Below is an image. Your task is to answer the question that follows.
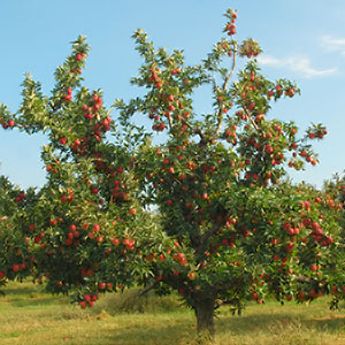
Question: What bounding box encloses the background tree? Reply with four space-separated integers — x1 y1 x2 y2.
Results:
322 172 345 309
0 176 37 289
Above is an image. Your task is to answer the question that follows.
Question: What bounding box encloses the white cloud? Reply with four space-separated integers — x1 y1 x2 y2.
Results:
258 55 283 67
257 54 337 78
321 35 345 56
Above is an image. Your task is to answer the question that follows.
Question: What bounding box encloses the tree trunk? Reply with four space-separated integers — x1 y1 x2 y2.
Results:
195 297 216 343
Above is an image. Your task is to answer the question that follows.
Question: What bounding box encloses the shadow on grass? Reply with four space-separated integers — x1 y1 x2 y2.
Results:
216 311 345 335
2 286 43 296
8 295 67 307
99 320 195 345
304 316 345 332
2 281 52 298
97 311 345 345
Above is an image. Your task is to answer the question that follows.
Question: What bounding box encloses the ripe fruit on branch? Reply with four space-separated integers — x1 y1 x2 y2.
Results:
200 193 209 201
111 237 120 246
64 87 73 102
187 271 197 280
64 94 72 102
12 264 21 273
75 53 85 61
168 166 175 174
15 191 26 203
226 23 237 35
171 68 181 75
59 137 68 145
152 122 166 131
310 264 320 272
93 224 101 232
285 88 295 97
166 199 173 206
271 238 279 246
264 144 274 155
7 119 15 128
69 224 77 232
123 238 135 250
98 282 106 290
90 186 99 194
173 252 187 266
128 207 137 216
251 292 259 301
255 114 265 122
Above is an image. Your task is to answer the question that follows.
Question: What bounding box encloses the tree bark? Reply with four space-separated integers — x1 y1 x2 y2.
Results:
195 297 216 343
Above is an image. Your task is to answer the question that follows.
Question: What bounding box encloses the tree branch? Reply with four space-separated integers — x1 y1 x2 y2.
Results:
137 281 159 297
215 49 237 137
197 213 227 256
243 106 260 131
184 121 206 144
166 113 173 131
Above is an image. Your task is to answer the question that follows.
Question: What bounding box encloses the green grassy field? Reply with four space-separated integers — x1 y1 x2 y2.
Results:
0 281 345 345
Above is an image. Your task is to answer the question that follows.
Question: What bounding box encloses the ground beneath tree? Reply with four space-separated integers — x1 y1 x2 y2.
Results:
0 281 344 345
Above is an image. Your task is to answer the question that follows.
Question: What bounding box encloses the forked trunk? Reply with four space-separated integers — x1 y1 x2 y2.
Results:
195 297 216 344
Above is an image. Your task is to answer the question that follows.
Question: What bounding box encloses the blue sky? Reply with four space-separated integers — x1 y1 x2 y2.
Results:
0 0 344 189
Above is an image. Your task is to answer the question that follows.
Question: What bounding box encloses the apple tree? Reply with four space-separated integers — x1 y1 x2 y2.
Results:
0 37 168 306
0 8 342 343
116 8 342 340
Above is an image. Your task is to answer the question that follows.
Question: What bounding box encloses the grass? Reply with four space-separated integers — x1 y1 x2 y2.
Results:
0 281 345 345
